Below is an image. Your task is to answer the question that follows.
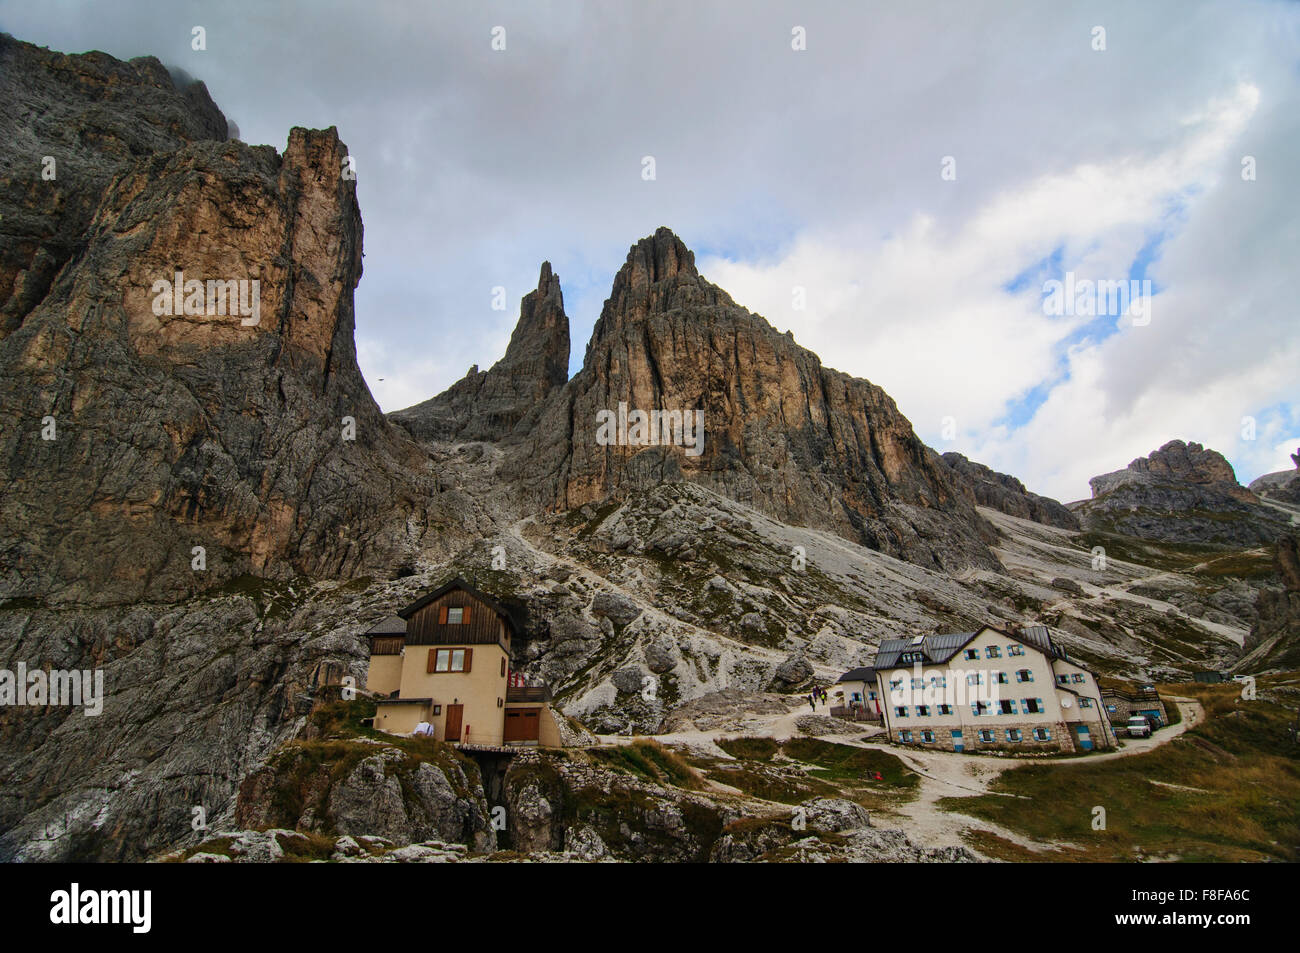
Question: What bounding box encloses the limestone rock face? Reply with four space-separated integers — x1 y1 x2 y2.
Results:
1241 535 1300 671
1249 449 1300 506
390 262 570 442
1074 440 1289 547
939 451 1079 530
510 227 1000 572
0 34 228 339
236 743 495 852
0 36 439 605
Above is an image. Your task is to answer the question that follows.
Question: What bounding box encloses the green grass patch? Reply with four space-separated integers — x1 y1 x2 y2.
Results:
938 684 1300 861
781 738 918 789
715 736 780 761
589 740 703 789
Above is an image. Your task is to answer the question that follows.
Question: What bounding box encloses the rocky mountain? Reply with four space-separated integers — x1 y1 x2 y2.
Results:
937 451 1079 530
1072 439 1290 547
1249 449 1300 507
1241 534 1300 671
0 35 446 606
409 227 1002 573
389 262 570 443
0 34 1293 864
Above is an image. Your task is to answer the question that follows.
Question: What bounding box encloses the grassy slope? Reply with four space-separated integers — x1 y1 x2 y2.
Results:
938 681 1300 861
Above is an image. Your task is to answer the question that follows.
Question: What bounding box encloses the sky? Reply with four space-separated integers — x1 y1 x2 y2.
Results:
3 0 1297 502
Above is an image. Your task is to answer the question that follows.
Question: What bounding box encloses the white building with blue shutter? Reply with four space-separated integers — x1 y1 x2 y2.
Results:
863 625 1115 754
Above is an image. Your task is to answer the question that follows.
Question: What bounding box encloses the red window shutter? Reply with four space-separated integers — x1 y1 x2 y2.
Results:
462 606 472 624
427 648 437 673
463 648 473 673
438 606 448 624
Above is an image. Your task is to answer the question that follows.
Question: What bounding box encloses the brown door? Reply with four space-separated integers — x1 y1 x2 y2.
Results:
445 704 463 743
504 708 541 743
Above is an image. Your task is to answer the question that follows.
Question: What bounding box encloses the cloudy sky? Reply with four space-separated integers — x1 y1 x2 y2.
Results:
4 0 1297 501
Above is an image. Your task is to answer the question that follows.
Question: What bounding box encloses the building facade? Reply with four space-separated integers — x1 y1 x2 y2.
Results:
865 625 1114 754
364 578 567 748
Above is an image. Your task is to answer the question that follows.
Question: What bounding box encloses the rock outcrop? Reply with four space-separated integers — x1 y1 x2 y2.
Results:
390 262 570 442
235 738 495 851
0 34 228 339
1072 440 1289 547
938 451 1079 530
1249 449 1300 506
0 36 440 606
500 228 1000 572
1240 535 1300 671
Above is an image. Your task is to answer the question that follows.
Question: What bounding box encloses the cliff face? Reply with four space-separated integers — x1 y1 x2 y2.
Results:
502 228 999 572
938 452 1079 530
1241 535 1300 671
0 34 228 338
389 262 570 442
1073 440 1289 547
0 36 439 606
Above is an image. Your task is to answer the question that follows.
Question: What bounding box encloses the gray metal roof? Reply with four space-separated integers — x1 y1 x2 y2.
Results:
836 667 875 683
872 631 978 669
1020 624 1065 659
365 615 407 636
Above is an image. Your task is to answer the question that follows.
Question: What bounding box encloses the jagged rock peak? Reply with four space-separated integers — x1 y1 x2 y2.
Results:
620 226 699 284
389 260 570 442
596 227 734 337
1090 439 1251 500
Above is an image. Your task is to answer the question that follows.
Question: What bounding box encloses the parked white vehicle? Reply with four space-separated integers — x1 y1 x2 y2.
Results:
1126 715 1153 738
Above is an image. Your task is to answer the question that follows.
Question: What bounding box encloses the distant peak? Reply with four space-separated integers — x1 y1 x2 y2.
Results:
618 227 698 286
536 260 561 301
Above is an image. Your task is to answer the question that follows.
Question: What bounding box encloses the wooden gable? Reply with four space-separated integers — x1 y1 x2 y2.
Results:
401 582 512 648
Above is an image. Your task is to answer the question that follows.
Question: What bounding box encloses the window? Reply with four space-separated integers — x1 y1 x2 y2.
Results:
937 704 952 715
1023 698 1043 714
995 672 1009 684
500 657 507 677
920 730 935 743
1056 674 1070 685
1006 728 1022 742
916 705 930 717
901 651 922 663
429 648 472 673
978 729 994 743
446 607 464 624
929 675 946 688
1016 669 1033 683
998 699 1016 715
895 706 909 718
1008 644 1024 656
1033 727 1052 742
986 646 1001 659
911 678 924 690
899 730 913 743
971 701 989 716
1079 697 1093 709
964 649 979 660
967 673 983 686
889 678 903 690
1071 673 1085 684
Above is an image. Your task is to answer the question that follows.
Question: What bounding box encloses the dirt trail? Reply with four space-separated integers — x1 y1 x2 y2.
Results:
632 695 1206 856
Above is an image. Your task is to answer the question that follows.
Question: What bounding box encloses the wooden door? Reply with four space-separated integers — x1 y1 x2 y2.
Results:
445 704 464 743
504 708 541 742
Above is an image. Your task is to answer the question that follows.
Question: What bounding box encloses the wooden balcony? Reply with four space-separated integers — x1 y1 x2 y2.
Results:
506 685 552 703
